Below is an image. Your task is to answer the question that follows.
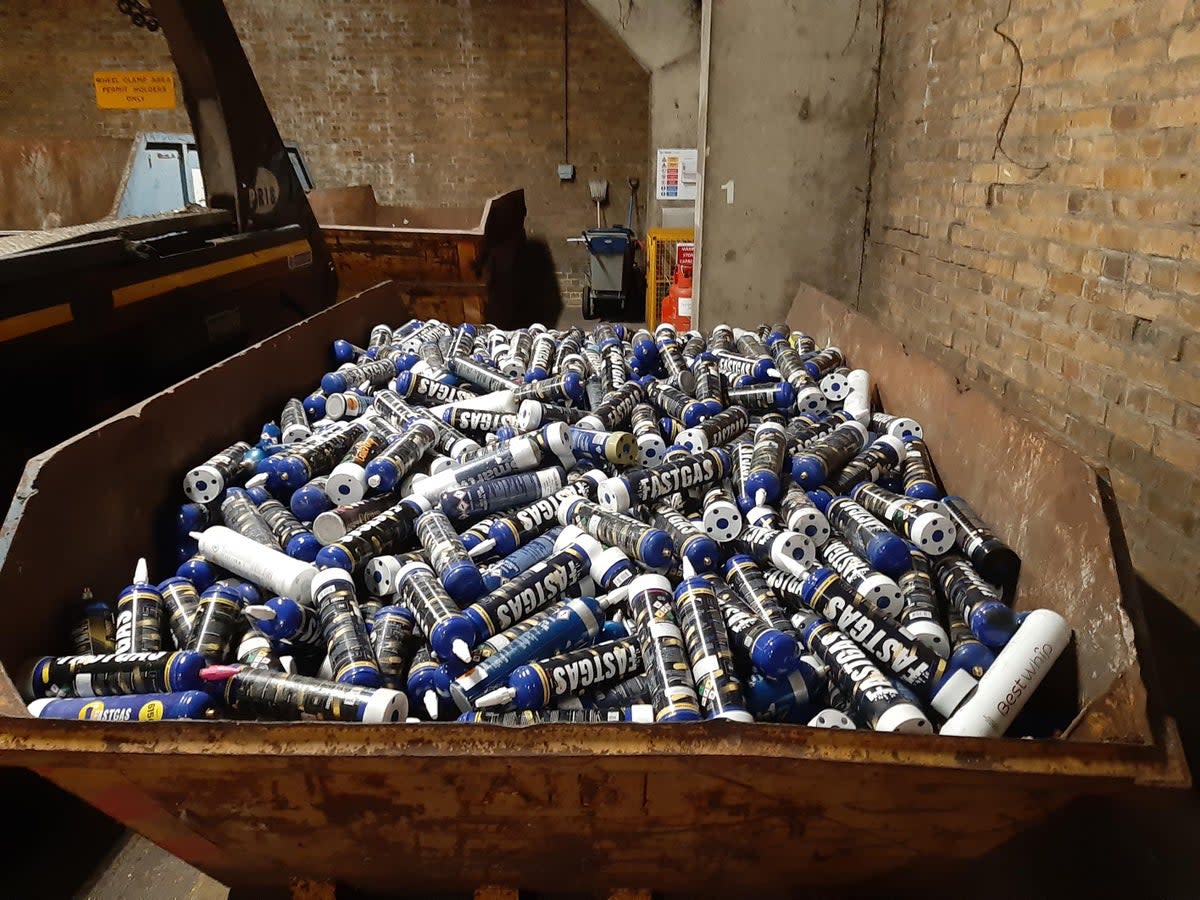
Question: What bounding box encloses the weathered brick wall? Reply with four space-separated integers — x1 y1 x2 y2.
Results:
0 0 648 290
863 0 1200 616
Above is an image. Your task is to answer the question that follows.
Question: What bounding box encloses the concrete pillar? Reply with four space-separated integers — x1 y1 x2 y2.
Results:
695 0 882 328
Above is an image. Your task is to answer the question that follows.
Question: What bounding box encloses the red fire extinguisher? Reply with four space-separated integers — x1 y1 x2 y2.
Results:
660 265 693 331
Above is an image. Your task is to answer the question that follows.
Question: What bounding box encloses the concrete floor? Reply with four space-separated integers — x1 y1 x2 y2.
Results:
78 832 226 900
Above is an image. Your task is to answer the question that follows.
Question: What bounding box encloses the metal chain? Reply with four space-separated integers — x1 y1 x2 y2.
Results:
116 0 159 32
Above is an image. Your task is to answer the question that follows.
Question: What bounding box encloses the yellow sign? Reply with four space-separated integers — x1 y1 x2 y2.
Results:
93 70 176 109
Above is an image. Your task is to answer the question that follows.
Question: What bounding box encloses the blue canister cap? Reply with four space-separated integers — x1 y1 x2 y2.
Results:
223 581 260 606
255 455 280 477
750 629 802 680
787 453 825 489
286 532 321 562
796 565 835 604
681 402 706 428
245 485 270 505
600 619 629 641
166 650 208 692
337 664 384 688
508 664 547 710
177 503 209 536
804 486 835 513
254 597 301 641
904 481 941 500
701 400 724 419
562 372 585 403
969 601 1018 650
290 482 334 521
303 392 327 420
273 456 311 492
638 529 676 568
162 690 218 720
441 562 486 605
430 615 479 663
176 557 217 591
392 370 416 398
315 544 354 571
773 381 797 411
332 339 358 363
680 535 721 573
866 533 912 577
460 606 491 644
320 371 349 394
950 640 995 678
486 520 521 558
364 457 399 492
744 471 781 507
633 335 657 360
752 358 775 381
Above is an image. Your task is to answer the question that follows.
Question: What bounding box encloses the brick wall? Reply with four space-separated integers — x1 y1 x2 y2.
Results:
0 0 649 292
863 0 1200 617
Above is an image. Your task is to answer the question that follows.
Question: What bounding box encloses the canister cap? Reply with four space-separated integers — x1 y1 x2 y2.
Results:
184 465 224 504
903 619 949 658
858 573 902 618
930 666 978 718
324 393 349 420
320 371 349 394
792 456 827 488
315 545 354 572
639 529 676 567
303 393 327 420
875 702 933 734
561 371 585 403
363 688 408 723
675 427 706 452
517 400 543 431
286 532 321 562
597 477 632 512
751 629 802 680
442 562 485 605
681 402 706 428
338 664 383 689
909 513 956 557
866 533 912 577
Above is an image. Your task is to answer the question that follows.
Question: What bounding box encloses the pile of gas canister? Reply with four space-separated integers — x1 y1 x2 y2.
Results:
23 320 1072 737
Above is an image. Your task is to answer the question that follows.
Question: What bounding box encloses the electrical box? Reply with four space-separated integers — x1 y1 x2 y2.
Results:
557 164 576 182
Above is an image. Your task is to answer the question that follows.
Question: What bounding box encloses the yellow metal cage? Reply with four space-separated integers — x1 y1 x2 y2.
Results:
645 227 695 328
